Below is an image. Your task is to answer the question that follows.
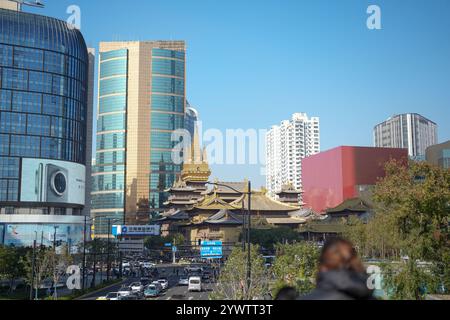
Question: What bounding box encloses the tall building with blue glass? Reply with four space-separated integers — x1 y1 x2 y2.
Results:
0 4 91 248
92 41 186 236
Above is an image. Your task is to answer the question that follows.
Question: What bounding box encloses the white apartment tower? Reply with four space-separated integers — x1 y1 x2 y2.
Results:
374 113 438 158
266 113 320 199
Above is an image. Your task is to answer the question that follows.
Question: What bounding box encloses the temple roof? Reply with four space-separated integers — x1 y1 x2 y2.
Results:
209 180 248 194
204 209 243 225
266 217 308 225
159 209 190 220
194 193 238 210
276 182 303 195
230 191 300 212
326 198 373 214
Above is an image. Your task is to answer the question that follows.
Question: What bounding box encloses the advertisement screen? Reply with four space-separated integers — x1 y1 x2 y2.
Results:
3 224 85 250
21 158 86 206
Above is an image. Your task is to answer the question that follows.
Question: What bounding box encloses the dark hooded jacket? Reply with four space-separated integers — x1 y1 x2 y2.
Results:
299 270 374 300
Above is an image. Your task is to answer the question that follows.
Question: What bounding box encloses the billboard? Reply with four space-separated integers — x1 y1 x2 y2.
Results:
112 225 160 237
21 158 86 206
200 241 223 259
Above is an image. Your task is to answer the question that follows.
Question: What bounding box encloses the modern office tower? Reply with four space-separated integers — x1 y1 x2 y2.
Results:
266 113 320 200
92 41 186 236
0 4 90 248
185 102 199 140
374 113 438 158
426 140 450 169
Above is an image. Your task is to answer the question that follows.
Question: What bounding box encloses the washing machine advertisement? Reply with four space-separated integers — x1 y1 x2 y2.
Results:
20 159 86 206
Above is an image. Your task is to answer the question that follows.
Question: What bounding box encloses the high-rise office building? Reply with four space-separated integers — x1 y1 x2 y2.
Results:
92 41 186 236
374 113 438 158
0 3 91 248
266 113 320 200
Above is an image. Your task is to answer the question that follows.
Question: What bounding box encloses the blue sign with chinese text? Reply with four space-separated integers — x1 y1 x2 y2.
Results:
200 241 223 259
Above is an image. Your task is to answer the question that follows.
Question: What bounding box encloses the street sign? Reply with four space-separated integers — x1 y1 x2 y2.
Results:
172 246 177 253
164 243 172 247
112 225 160 237
200 240 223 259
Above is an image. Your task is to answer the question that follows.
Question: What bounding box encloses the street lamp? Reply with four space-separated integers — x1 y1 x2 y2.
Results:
206 180 252 298
94 216 121 282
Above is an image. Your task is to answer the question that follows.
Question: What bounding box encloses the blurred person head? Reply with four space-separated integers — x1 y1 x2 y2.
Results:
318 237 365 273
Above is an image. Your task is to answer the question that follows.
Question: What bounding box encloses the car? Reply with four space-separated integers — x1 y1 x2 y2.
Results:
178 277 189 286
118 286 133 297
157 279 169 290
118 294 143 300
98 292 121 301
130 282 144 292
144 284 161 298
188 277 202 292
202 272 211 281
122 262 131 268
142 262 156 269
151 281 164 292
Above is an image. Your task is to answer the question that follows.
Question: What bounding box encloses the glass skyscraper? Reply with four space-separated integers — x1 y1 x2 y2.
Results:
92 41 186 236
0 5 91 248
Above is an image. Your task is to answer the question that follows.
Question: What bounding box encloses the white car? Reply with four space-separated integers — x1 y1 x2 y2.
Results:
188 277 202 292
130 282 144 292
122 262 131 268
157 279 169 290
118 286 133 297
142 262 156 269
100 292 121 301
178 277 189 286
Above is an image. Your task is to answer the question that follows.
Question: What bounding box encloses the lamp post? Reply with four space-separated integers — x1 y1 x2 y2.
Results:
95 216 120 282
206 180 252 298
81 216 94 291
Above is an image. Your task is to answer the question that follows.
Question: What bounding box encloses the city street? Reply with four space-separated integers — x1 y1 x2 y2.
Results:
81 265 215 301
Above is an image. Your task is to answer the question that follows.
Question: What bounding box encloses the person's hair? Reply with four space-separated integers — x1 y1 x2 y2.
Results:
275 286 298 300
319 237 357 266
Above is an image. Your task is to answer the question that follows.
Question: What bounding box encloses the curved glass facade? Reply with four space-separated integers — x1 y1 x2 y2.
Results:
150 48 185 209
92 48 128 234
0 9 89 214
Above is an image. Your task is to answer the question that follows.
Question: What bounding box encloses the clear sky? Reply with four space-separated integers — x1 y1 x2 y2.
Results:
29 0 450 187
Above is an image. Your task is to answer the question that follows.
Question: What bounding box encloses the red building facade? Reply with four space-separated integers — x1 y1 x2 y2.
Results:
302 146 408 213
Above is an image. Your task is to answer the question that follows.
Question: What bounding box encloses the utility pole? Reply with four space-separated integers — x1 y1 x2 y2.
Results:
246 180 252 298
106 218 111 281
30 235 36 300
82 215 87 291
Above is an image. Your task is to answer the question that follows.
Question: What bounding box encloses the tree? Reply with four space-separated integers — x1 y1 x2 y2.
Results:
247 227 302 252
210 246 270 300
272 242 320 296
23 246 52 299
359 160 450 299
0 246 28 293
47 245 73 300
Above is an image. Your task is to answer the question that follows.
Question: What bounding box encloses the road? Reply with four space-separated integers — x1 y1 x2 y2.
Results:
82 264 216 301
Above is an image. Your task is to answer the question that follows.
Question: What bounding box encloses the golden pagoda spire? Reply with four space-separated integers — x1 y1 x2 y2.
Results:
181 123 211 183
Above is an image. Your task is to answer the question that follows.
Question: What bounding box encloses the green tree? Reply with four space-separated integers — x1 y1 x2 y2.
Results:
371 160 450 299
272 242 320 296
247 227 302 251
0 246 27 293
210 246 270 300
23 246 52 299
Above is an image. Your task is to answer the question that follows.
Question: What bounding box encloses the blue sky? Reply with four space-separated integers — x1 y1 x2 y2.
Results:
30 0 450 187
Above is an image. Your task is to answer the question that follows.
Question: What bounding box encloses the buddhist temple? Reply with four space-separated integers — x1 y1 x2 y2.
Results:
158 124 313 246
